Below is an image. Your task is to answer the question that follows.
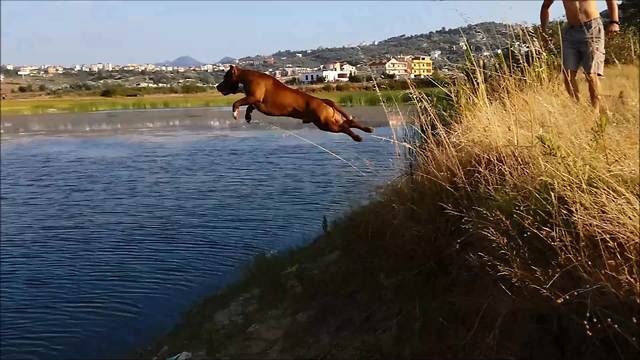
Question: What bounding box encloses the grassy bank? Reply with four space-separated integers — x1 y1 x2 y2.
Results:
0 92 242 116
0 88 445 116
137 44 639 359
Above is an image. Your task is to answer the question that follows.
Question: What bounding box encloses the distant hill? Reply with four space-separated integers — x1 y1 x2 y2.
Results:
217 57 237 64
155 56 204 67
237 22 513 71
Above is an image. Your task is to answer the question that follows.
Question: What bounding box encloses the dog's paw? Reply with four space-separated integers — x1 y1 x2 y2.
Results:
363 126 374 133
233 109 239 120
352 134 363 142
245 113 252 123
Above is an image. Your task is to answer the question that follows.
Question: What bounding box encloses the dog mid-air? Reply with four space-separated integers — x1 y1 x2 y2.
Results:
216 65 373 142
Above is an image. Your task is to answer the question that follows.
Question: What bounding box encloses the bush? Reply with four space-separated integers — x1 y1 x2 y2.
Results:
285 78 300 85
335 83 354 91
381 72 396 80
100 88 116 97
17 84 33 93
321 84 334 92
181 84 207 94
38 84 47 92
348 74 363 83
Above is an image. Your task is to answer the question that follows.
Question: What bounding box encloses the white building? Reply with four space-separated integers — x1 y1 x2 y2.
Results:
430 50 442 59
300 70 350 84
369 57 409 77
341 63 357 76
321 61 357 76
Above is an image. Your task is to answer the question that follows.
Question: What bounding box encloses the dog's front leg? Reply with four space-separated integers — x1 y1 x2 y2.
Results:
232 97 259 120
245 105 255 123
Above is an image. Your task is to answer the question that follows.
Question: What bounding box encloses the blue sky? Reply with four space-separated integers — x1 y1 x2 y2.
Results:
1 1 607 66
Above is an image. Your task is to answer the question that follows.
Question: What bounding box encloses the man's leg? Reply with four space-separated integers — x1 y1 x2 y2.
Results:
563 69 580 102
582 19 605 112
561 28 581 102
584 73 600 112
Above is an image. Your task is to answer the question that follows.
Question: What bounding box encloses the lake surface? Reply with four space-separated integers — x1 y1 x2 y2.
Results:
0 107 404 359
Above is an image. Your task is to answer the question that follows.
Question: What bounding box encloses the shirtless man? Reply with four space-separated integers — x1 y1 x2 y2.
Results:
540 0 620 112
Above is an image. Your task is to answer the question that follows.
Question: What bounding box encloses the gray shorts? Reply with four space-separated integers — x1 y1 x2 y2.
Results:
562 17 605 76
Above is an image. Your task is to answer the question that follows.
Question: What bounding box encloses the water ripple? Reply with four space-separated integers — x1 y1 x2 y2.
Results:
1 126 402 359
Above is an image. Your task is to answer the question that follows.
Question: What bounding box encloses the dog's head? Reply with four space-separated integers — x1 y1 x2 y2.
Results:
216 65 240 95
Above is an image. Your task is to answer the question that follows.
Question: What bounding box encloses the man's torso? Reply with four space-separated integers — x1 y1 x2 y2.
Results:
562 0 601 25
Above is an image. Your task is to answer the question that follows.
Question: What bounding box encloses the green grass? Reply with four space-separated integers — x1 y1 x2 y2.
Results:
0 92 243 116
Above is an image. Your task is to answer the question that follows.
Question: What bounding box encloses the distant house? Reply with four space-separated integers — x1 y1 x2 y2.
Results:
368 57 409 77
341 63 357 76
300 70 350 84
409 56 433 78
322 62 357 76
368 60 387 75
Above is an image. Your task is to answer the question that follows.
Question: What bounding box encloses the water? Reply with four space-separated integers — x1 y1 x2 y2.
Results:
0 108 403 360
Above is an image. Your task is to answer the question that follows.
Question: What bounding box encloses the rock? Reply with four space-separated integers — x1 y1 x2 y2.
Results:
244 339 269 353
295 311 314 323
166 351 191 360
315 251 341 268
214 301 243 326
153 345 168 360
256 321 286 341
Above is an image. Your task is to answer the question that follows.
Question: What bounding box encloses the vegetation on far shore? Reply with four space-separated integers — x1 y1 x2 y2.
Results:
138 24 639 360
0 86 448 116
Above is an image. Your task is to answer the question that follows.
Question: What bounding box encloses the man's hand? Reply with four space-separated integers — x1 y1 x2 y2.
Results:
606 22 620 36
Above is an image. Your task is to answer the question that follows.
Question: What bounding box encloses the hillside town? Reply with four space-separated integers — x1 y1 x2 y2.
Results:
1 21 531 96
1 54 433 84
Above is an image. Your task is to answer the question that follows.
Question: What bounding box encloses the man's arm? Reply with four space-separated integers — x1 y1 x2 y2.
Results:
540 0 554 32
605 0 620 35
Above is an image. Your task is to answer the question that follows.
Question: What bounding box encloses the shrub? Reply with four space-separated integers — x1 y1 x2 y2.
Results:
335 83 354 91
180 84 207 94
321 84 334 92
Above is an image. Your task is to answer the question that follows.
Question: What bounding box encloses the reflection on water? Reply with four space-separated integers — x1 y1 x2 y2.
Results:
0 106 400 136
0 115 404 360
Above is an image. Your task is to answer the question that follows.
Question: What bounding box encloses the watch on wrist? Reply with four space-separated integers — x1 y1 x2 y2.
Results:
610 20 620 25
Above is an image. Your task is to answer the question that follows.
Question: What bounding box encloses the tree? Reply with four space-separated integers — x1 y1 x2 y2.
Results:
381 72 396 80
621 0 640 29
285 77 300 85
38 84 47 92
348 74 363 83
313 75 326 84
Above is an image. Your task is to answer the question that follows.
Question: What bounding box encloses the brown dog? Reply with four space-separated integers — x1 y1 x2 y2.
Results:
216 65 373 142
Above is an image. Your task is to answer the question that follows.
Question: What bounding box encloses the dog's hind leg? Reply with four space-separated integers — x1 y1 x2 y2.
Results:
321 99 353 121
340 123 363 142
346 117 374 133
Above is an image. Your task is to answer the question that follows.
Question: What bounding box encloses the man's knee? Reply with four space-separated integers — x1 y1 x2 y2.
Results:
584 73 599 88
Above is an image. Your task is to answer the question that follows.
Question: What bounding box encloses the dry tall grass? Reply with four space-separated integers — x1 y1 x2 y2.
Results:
403 34 639 347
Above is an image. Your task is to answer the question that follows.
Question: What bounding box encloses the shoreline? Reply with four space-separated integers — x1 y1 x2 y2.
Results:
0 88 444 117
